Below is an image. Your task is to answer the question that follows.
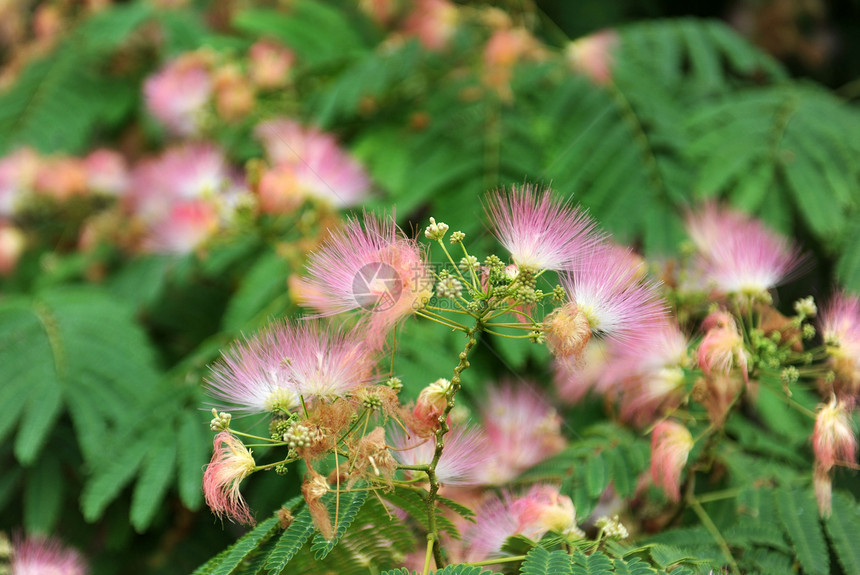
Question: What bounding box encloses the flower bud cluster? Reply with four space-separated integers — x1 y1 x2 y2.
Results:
424 217 449 240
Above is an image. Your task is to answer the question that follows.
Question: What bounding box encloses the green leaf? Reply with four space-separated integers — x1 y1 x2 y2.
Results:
433 566 498 575
612 557 658 575
24 455 64 534
81 438 148 521
774 487 829 575
520 546 572 575
825 492 860 575
836 219 860 293
265 507 315 573
207 517 281 575
130 427 178 532
221 250 290 332
311 487 368 559
586 455 608 499
571 550 614 575
177 410 208 510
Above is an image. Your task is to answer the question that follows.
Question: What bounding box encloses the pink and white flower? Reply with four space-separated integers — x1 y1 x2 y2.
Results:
83 148 128 196
813 396 856 473
483 185 603 272
203 431 256 524
294 212 433 348
547 245 666 359
649 420 693 502
820 292 860 398
207 320 377 415
400 0 459 51
254 118 370 210
565 29 619 86
11 534 87 575
476 381 565 484
390 424 488 486
144 52 212 137
0 148 38 216
248 40 295 90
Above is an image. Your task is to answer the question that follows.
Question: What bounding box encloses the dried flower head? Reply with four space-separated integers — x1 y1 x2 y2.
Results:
649 421 694 502
203 432 256 524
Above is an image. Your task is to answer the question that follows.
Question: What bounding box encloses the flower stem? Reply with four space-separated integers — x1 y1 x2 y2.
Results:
423 533 436 575
466 554 527 567
689 497 740 575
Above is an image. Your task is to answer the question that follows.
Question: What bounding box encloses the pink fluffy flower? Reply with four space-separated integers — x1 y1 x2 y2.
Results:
203 431 256 524
294 212 433 348
820 293 860 398
697 309 750 383
142 199 219 254
248 40 295 90
400 0 459 51
254 118 370 209
547 245 666 359
11 535 87 575
144 52 212 137
649 420 693 502
484 185 602 272
33 156 88 200
83 148 128 196
390 424 488 486
685 203 803 298
553 339 613 404
207 320 377 415
602 321 689 427
463 485 580 562
0 148 38 216
565 29 619 86
476 381 565 484
0 223 25 276
813 396 856 472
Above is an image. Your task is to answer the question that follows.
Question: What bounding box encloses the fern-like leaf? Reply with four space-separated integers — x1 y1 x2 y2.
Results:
824 491 860 575
193 517 280 575
774 487 829 575
612 557 657 575
310 487 368 559
571 550 613 575
520 546 572 575
130 426 178 532
265 507 315 573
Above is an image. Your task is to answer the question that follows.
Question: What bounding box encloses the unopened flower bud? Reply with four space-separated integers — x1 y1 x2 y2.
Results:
780 366 799 385
384 376 403 392
210 408 232 431
424 217 449 240
459 255 478 272
794 296 817 318
802 324 816 340
436 277 463 299
449 231 466 243
596 515 629 539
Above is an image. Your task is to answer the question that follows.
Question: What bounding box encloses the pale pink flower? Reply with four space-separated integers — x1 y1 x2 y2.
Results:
553 339 612 404
476 381 565 484
410 378 452 436
294 212 433 348
11 534 87 575
33 156 88 200
144 52 212 137
401 0 459 51
248 40 295 89
820 293 860 397
0 223 25 275
212 64 255 122
484 185 602 272
685 203 803 297
142 199 219 254
649 421 693 502
813 396 856 472
549 245 667 359
83 148 128 196
207 320 376 415
565 29 619 85
254 118 370 209
603 321 689 427
203 431 256 524
462 492 520 562
512 484 580 539
0 148 38 216
697 310 750 383
390 424 488 486
814 466 833 517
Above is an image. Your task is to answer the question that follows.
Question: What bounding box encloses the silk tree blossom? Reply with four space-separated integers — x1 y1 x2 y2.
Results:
0 148 38 217
820 293 860 398
546 245 667 360
0 223 25 276
400 0 459 51
685 202 803 298
83 148 128 196
203 432 256 524
144 52 212 137
390 424 488 486
248 39 295 90
483 185 603 272
697 309 750 383
294 212 433 349
476 381 565 484
553 339 613 404
813 396 856 473
463 485 581 562
207 320 377 415
254 118 370 210
601 321 690 427
10 535 87 575
410 378 453 436
565 29 619 86
649 421 694 502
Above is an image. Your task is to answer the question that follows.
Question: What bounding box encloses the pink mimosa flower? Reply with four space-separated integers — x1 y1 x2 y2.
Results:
207 320 377 415
254 118 370 209
553 339 612 404
649 421 693 502
565 29 619 86
400 0 459 51
390 424 488 486
813 396 856 472
248 40 294 90
11 535 87 575
697 310 750 383
144 52 212 137
0 223 25 276
33 156 88 200
484 185 602 272
294 212 433 348
142 199 219 254
476 381 565 484
685 202 803 297
83 148 128 196
203 431 256 524
820 293 860 398
548 245 666 359
0 148 38 216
